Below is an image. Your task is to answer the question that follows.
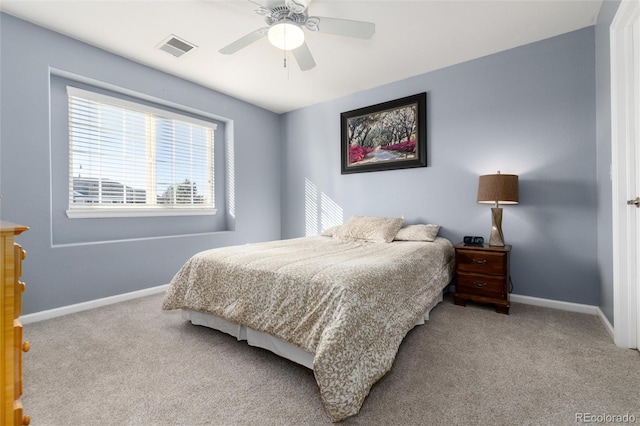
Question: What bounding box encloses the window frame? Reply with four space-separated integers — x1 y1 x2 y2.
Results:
65 86 218 219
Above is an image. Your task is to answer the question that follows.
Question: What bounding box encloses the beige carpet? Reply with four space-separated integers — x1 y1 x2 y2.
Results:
22 293 639 425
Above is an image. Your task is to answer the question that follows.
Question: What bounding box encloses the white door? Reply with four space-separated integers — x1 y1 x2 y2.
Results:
612 0 640 350
635 17 640 351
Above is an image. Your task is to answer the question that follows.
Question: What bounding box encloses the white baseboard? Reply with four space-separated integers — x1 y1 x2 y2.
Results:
510 293 599 314
597 308 615 340
20 286 619 342
20 284 169 324
511 293 615 340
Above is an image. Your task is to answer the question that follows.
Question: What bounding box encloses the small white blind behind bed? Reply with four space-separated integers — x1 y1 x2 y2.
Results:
66 86 217 218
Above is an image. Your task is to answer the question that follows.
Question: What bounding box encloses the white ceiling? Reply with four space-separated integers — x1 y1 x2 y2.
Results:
1 0 603 114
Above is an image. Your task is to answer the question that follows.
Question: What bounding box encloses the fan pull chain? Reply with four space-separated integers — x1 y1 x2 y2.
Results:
283 48 290 80
283 23 288 69
282 22 290 79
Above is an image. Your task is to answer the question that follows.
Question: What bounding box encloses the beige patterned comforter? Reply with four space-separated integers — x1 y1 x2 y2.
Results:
162 236 454 421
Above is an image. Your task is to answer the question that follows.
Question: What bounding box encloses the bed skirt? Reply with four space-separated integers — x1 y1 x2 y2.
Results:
181 289 445 370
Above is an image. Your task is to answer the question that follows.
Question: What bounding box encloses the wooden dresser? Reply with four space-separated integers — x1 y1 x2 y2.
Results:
453 243 511 314
1 221 30 425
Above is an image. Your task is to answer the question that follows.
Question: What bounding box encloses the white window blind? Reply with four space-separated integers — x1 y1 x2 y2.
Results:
66 86 217 218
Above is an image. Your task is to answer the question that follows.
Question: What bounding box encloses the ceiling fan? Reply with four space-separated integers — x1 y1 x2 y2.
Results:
219 0 375 71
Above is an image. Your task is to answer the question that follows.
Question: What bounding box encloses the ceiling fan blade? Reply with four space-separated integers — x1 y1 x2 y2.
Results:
292 42 316 71
219 28 269 55
309 16 375 39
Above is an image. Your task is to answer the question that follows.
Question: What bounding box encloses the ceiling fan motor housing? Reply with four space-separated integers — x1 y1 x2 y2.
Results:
285 0 312 14
262 6 307 26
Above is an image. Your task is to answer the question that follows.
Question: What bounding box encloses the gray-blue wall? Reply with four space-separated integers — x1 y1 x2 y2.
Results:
0 14 282 314
281 27 599 305
595 0 621 325
1 11 611 314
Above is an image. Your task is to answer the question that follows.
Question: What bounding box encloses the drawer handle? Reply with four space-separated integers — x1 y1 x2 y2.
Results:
23 414 30 426
472 258 487 265
473 281 487 288
22 341 30 353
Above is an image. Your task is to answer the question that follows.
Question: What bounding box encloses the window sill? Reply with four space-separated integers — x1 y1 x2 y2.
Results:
66 207 218 219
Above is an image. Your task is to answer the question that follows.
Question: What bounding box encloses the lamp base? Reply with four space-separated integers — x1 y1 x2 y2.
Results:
489 207 505 247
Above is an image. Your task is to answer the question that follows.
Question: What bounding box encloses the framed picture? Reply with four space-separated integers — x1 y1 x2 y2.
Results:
341 92 427 174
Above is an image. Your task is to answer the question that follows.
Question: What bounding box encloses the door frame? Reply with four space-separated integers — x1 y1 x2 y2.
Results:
611 0 639 349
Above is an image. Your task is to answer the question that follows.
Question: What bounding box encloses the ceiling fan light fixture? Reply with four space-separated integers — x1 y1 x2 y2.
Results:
268 21 304 50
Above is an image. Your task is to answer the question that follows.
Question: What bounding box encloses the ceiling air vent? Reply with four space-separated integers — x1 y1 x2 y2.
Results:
157 35 196 57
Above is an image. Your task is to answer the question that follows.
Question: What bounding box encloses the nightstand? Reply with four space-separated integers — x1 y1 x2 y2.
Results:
453 243 511 314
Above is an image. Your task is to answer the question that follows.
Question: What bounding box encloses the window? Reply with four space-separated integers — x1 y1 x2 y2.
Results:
66 86 217 218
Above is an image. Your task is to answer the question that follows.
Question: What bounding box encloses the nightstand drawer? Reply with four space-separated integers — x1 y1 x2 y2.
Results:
456 249 506 275
456 273 506 298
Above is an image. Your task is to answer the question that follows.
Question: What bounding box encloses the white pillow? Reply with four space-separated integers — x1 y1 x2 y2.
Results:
321 225 341 237
394 224 440 242
334 215 404 243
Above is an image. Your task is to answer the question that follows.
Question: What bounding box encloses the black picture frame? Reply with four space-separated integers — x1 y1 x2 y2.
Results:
340 92 427 174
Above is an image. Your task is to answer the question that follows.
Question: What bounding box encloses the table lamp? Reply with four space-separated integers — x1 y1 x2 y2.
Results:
477 171 519 246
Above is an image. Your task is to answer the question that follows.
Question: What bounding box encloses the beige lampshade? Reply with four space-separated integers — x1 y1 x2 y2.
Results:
477 172 519 205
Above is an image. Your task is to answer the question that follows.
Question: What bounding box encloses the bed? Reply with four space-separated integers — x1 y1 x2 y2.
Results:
162 217 454 421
